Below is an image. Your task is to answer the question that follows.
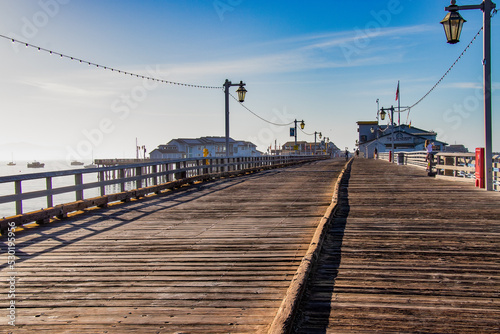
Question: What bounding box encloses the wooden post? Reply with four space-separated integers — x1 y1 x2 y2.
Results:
174 162 181 180
152 165 158 186
99 171 106 196
445 156 454 176
120 169 126 193
46 176 53 208
15 180 22 215
75 173 83 201
136 167 142 189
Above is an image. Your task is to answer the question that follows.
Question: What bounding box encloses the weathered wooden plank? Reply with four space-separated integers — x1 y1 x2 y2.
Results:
293 158 500 334
0 159 344 333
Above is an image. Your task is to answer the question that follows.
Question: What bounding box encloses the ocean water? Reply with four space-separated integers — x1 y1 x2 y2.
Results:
0 160 104 218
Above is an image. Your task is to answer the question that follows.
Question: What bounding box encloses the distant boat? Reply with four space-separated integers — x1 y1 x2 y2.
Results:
7 153 16 166
84 151 97 168
27 161 45 168
70 160 84 166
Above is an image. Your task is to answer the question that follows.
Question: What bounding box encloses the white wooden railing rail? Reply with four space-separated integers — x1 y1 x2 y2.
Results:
378 151 499 191
0 155 326 233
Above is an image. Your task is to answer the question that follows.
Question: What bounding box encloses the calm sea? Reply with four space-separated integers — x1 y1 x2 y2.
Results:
0 160 104 218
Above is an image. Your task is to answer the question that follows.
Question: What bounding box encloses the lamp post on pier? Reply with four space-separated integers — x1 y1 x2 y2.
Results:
314 131 322 155
379 106 395 162
293 119 305 154
223 79 247 157
440 0 496 190
371 99 381 157
325 137 330 156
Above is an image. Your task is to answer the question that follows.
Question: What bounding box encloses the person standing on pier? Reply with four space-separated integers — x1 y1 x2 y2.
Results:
425 140 433 161
425 140 434 172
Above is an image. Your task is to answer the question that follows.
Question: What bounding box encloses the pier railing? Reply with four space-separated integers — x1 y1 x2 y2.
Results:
0 155 325 233
378 150 499 191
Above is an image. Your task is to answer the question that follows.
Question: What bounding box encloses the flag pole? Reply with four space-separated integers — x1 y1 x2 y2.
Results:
397 81 401 128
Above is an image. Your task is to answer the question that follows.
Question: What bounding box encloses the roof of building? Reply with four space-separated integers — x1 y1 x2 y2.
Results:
282 141 308 146
150 148 183 154
170 137 247 145
445 144 469 153
361 129 448 146
151 137 259 154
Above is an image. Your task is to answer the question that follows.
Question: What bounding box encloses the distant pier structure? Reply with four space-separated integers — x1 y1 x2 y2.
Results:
94 158 155 182
94 158 149 167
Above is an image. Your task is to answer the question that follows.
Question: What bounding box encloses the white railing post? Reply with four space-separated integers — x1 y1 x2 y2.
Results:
15 180 22 215
75 173 83 201
46 177 53 208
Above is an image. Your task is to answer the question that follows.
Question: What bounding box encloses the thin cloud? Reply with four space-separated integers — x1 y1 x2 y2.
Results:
165 24 435 77
442 82 500 90
303 24 435 50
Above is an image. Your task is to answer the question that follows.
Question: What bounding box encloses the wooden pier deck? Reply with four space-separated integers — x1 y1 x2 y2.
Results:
1 159 345 333
293 158 500 333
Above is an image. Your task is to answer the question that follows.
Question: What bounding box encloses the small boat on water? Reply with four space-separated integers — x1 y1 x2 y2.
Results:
27 161 45 168
71 160 84 166
84 151 97 168
7 153 16 166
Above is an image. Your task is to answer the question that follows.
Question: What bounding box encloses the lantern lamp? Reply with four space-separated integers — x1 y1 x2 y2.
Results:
440 1 466 44
380 109 387 121
236 81 247 102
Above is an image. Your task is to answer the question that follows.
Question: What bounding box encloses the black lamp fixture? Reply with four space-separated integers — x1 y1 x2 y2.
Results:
440 0 467 44
236 81 247 102
379 109 387 121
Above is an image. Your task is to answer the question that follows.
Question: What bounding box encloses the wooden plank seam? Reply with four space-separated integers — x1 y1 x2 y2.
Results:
267 158 354 334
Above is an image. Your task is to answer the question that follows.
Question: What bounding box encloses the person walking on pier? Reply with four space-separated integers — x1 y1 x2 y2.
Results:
425 140 434 172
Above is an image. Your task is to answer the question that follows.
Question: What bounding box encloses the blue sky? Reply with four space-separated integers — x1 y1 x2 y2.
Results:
0 0 498 162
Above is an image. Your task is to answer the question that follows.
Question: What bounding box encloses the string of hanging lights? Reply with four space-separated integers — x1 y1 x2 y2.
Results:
229 93 295 127
399 24 483 112
0 34 222 89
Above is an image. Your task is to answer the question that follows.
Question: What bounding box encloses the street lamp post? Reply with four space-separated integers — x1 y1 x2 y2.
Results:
293 119 305 154
441 0 496 190
223 79 247 158
371 99 381 157
314 131 322 155
380 106 395 162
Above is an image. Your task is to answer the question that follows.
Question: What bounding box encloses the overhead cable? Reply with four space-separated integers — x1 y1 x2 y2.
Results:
299 127 315 136
229 93 295 127
0 34 221 89
401 25 483 112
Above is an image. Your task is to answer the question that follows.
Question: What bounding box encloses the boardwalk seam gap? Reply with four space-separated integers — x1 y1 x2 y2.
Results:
267 158 354 334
